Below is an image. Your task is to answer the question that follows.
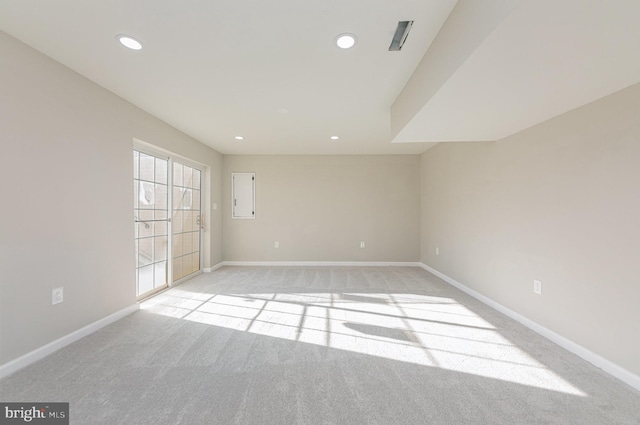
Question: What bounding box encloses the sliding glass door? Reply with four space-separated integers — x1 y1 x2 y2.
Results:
133 149 203 299
134 150 169 298
172 162 201 282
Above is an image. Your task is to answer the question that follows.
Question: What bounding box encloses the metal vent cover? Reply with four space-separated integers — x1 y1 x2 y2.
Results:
389 20 414 51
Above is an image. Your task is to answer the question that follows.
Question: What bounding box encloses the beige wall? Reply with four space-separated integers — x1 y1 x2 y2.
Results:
420 83 640 376
223 155 420 262
0 32 223 364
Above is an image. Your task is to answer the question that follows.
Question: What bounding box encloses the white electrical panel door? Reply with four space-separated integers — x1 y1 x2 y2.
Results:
232 173 255 219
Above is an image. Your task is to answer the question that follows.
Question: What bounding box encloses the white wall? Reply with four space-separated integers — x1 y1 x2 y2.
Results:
223 155 420 262
420 83 640 376
0 31 223 365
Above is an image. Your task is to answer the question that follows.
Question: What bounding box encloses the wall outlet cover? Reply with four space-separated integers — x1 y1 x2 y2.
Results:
52 287 64 305
533 280 542 295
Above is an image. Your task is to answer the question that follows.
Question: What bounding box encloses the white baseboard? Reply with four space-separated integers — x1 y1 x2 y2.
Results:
418 263 640 392
202 262 224 273
0 304 139 380
220 261 422 267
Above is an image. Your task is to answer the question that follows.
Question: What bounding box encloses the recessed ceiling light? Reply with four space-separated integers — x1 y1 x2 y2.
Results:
330 136 340 140
116 35 143 50
335 33 357 49
277 108 289 114
235 136 244 140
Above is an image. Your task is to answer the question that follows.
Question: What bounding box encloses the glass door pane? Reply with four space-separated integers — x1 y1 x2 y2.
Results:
172 162 201 281
134 150 169 298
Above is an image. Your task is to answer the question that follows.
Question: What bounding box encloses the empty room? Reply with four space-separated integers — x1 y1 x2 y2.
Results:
1 1 639 424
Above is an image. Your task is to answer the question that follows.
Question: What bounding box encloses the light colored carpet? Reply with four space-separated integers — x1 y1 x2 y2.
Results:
1 266 639 424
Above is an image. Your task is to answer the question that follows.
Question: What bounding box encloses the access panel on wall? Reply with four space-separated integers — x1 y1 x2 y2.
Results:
232 173 255 219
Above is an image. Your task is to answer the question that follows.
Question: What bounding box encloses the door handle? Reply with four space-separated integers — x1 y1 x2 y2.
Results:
197 214 205 231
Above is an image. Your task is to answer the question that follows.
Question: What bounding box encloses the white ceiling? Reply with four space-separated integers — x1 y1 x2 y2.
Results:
1 0 639 155
393 0 640 144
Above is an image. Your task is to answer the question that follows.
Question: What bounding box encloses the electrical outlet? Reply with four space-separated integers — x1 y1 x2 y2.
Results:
436 247 439 256
533 280 542 295
360 241 365 248
212 203 217 210
274 241 279 248
52 287 64 305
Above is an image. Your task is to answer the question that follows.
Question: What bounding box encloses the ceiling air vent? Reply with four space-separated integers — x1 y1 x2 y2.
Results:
389 20 414 51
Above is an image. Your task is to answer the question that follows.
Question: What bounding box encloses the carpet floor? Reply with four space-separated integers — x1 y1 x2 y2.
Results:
1 266 639 424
